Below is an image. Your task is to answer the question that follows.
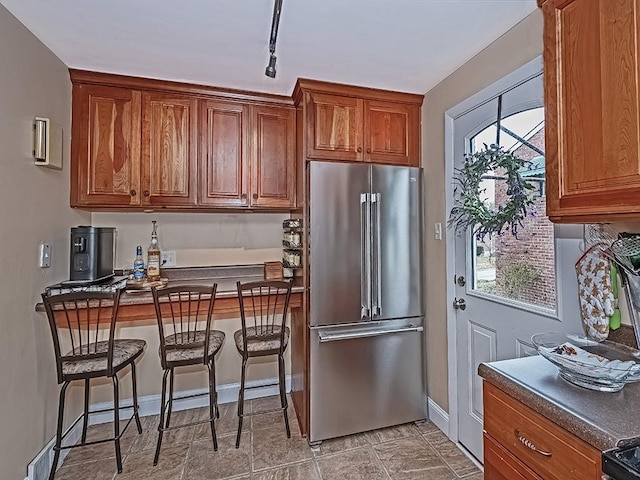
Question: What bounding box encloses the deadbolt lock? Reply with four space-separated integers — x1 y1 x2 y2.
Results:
454 275 466 287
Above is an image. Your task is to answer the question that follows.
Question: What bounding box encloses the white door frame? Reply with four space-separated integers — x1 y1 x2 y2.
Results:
444 56 543 443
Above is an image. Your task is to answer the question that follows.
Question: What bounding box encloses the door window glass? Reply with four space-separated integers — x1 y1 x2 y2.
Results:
469 107 556 311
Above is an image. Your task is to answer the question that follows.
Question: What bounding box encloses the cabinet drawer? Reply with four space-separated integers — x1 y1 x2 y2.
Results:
484 383 601 480
484 433 542 480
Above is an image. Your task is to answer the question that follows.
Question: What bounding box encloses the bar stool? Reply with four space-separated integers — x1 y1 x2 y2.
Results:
234 280 293 448
151 284 224 465
41 290 145 480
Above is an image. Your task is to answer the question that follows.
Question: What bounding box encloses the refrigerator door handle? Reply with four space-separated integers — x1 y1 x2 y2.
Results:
318 325 424 343
360 193 371 318
372 192 382 316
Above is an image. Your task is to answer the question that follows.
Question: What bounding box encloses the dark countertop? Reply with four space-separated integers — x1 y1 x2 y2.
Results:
36 264 304 313
479 355 640 451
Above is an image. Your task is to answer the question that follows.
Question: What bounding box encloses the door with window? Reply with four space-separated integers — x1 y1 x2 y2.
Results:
450 71 583 461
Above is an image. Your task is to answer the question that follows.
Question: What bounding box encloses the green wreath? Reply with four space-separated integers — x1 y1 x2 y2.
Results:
448 144 536 240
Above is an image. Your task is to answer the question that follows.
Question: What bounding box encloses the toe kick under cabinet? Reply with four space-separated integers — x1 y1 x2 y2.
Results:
483 383 602 480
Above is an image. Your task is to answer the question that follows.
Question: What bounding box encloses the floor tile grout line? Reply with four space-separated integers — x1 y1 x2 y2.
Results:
370 443 394 480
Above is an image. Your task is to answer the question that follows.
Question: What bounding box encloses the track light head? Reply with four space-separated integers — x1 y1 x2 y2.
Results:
265 54 277 78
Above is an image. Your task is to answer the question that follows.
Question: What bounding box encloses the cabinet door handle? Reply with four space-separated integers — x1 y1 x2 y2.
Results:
143 190 150 197
357 147 362 153
241 193 247 199
252 193 258 200
366 148 371 154
130 189 137 196
514 429 552 457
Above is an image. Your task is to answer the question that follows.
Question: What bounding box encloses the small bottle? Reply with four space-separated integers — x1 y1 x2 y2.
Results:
147 220 161 281
133 245 145 280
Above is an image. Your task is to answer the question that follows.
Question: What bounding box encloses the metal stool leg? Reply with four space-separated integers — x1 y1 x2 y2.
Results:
112 374 123 473
166 368 175 428
48 382 69 480
211 358 220 419
278 353 291 438
130 361 143 434
153 369 170 466
207 360 218 451
235 357 247 448
81 378 90 443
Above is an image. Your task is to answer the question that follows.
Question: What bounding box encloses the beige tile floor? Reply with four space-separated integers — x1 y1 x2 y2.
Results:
54 396 483 480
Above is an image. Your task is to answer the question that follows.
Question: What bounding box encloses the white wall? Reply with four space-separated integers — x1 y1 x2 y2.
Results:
0 5 91 479
422 10 544 411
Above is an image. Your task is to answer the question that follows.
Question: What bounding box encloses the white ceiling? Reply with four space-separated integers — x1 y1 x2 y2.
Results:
0 0 537 96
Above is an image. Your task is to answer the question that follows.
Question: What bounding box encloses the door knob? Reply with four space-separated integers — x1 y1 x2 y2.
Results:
453 298 466 311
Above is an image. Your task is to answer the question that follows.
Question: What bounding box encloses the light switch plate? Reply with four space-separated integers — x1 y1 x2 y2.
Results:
39 242 51 268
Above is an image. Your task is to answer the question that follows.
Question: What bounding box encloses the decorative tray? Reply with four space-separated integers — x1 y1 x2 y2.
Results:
125 277 169 291
532 332 640 392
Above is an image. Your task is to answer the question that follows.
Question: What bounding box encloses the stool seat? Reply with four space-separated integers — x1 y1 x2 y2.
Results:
233 326 289 354
161 330 225 364
63 339 146 376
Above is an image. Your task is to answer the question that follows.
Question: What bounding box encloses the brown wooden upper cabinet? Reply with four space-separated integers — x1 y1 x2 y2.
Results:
70 70 296 210
142 93 198 207
199 101 295 209
540 0 640 222
71 84 142 207
296 79 423 167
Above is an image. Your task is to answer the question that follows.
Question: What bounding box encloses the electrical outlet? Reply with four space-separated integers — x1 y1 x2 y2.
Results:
161 250 176 267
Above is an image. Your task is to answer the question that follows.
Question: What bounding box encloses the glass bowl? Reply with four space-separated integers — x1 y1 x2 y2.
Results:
532 332 640 392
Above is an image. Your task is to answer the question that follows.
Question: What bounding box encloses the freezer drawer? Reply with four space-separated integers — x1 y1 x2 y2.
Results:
309 319 426 443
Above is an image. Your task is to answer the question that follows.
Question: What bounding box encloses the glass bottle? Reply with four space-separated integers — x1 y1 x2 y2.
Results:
133 245 145 280
147 220 161 281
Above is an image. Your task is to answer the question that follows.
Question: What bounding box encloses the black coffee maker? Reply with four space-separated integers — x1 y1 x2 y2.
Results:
67 226 115 284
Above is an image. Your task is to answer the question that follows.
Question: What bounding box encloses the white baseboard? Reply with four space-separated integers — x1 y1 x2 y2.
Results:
427 397 450 437
26 375 290 480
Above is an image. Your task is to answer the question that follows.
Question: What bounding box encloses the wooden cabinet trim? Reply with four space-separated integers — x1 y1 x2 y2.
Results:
293 78 424 106
70 69 293 107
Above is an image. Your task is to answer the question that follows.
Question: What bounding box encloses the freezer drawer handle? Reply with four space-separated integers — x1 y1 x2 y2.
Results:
318 325 423 343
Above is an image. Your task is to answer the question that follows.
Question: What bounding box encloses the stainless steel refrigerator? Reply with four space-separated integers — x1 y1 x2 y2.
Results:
309 161 425 444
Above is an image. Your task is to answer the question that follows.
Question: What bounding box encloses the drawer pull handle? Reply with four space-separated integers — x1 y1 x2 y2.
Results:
514 430 552 457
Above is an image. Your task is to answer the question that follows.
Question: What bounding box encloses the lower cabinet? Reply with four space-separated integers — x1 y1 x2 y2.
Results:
483 382 602 480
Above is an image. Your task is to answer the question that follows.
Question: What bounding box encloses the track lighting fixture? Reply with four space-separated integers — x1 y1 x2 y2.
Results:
265 0 283 78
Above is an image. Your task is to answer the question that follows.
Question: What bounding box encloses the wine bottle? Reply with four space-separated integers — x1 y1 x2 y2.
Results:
147 221 161 281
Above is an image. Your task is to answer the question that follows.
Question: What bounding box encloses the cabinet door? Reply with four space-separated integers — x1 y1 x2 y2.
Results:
364 100 420 166
71 84 141 207
141 93 197 206
199 100 249 207
543 0 640 221
306 93 363 161
250 105 296 208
